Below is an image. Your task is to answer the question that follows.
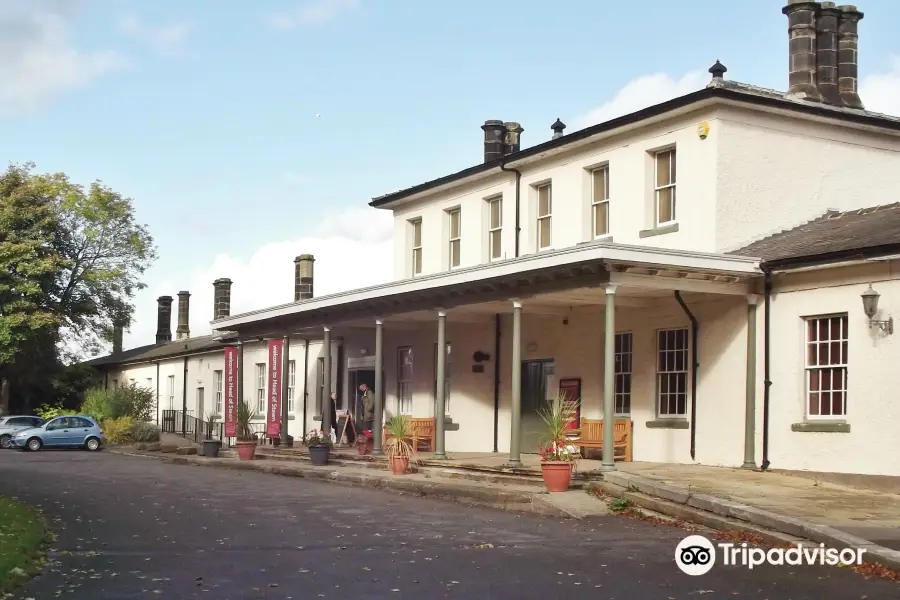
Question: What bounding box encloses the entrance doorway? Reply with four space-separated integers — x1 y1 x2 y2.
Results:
521 359 555 452
348 368 376 428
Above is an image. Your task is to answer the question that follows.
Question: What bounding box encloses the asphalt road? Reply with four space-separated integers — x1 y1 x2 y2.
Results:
1 451 897 599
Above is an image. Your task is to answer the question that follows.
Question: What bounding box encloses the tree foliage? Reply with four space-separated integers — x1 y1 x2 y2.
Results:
0 162 157 413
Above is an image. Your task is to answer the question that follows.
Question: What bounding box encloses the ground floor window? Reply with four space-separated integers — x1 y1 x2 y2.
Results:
805 314 848 418
213 370 223 414
167 375 175 409
316 357 325 415
397 346 413 415
614 332 633 415
255 363 266 414
287 360 296 413
657 327 688 417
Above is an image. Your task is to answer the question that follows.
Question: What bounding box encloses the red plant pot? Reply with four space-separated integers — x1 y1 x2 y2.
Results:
389 455 409 475
540 461 573 492
236 441 257 461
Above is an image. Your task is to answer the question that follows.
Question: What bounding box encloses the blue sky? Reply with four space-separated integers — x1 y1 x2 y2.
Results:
2 0 899 350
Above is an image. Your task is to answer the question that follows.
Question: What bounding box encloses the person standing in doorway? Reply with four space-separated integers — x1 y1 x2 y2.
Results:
360 383 375 434
329 391 339 441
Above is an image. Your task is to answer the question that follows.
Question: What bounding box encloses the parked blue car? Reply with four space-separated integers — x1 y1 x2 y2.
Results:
10 415 104 452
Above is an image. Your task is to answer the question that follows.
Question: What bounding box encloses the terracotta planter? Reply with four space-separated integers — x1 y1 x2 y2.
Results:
309 446 331 465
540 461 574 492
236 441 257 461
389 455 409 475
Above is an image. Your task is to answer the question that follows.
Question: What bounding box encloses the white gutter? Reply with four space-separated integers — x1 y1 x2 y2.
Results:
212 242 761 329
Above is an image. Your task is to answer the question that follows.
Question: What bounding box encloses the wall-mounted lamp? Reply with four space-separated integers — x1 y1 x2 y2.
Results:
861 284 893 334
472 351 491 363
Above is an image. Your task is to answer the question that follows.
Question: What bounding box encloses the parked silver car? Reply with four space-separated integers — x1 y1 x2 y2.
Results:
0 416 46 448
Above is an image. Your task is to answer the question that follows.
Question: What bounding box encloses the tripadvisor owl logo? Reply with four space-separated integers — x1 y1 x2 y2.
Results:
675 535 716 576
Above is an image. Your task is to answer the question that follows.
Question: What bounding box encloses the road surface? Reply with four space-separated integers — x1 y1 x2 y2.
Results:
2 451 896 599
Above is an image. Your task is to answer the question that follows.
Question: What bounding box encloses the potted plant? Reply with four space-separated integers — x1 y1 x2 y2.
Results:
235 400 258 461
537 395 580 492
202 412 221 458
304 429 333 465
384 415 415 475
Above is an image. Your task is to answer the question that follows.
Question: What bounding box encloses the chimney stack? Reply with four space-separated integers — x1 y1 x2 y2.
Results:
213 278 232 320
156 296 173 344
503 122 524 154
481 120 506 163
816 2 842 105
294 255 315 301
176 291 190 339
837 4 864 109
551 118 566 140
112 321 124 354
782 1 823 102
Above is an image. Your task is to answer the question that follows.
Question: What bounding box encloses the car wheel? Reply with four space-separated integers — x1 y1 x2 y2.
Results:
26 437 42 452
85 437 101 451
0 435 10 449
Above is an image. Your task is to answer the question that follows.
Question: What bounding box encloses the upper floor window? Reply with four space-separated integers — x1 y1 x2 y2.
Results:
655 149 676 226
591 166 610 238
487 196 502 261
805 314 848 419
537 183 552 250
447 208 461 269
409 218 423 276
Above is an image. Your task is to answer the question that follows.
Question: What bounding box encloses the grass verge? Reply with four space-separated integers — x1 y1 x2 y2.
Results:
0 495 50 593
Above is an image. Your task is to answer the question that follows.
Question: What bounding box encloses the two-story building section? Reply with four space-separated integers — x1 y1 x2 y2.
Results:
94 1 900 477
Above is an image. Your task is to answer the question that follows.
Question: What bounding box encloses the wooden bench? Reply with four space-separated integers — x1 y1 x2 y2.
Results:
572 418 633 462
383 417 436 452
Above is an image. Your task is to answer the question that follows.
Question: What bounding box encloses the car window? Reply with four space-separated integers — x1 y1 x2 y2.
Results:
6 417 32 426
73 417 93 428
45 418 65 430
31 417 45 427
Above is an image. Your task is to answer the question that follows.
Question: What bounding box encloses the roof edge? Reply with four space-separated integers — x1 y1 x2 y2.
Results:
761 243 900 272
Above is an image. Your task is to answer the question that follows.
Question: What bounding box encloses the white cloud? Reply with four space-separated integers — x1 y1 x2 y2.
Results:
119 14 191 56
122 205 394 349
860 55 900 117
266 0 360 29
0 1 127 116
574 71 708 129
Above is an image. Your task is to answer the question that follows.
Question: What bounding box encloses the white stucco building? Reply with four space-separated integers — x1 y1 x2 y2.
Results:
88 1 900 476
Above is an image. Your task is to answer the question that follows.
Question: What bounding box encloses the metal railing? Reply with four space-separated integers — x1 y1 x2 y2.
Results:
161 410 272 449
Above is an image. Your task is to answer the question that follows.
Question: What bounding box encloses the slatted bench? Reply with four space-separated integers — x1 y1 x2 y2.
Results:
573 418 633 462
383 417 436 452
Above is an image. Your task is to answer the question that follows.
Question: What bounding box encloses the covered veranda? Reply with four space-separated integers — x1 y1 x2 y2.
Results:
211 242 762 472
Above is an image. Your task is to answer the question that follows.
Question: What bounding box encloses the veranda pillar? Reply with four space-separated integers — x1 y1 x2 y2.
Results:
508 299 523 467
434 310 448 459
601 285 617 472
281 334 290 445
322 326 332 434
372 319 384 455
742 295 759 469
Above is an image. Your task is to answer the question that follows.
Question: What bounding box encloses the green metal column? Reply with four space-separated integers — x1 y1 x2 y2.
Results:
601 285 617 472
434 311 448 459
508 300 523 466
742 296 759 469
322 326 332 434
372 319 384 455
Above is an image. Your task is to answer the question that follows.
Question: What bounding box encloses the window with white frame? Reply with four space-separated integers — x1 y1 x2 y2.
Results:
255 363 266 414
614 332 633 415
214 370 223 414
433 342 451 415
536 183 552 250
591 166 610 238
657 328 688 417
654 148 676 226
167 375 175 409
397 347 413 415
410 219 423 276
487 195 502 261
805 314 848 418
287 360 296 413
447 208 461 269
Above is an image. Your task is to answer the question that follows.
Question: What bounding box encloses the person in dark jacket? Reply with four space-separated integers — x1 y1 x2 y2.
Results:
360 383 375 434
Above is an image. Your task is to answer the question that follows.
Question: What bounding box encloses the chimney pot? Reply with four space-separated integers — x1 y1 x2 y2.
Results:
782 1 824 102
551 118 566 139
156 295 173 344
816 2 842 105
480 120 506 163
112 319 125 354
503 122 524 155
294 255 315 301
176 291 190 339
212 278 232 320
837 4 865 109
708 59 727 80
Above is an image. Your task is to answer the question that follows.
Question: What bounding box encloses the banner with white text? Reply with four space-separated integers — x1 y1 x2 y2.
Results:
267 339 283 437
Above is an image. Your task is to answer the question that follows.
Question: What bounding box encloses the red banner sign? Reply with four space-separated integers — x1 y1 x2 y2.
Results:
224 346 238 437
267 339 283 437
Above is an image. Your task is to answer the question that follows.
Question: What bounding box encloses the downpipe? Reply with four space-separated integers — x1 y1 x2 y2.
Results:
500 162 522 258
761 269 773 471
